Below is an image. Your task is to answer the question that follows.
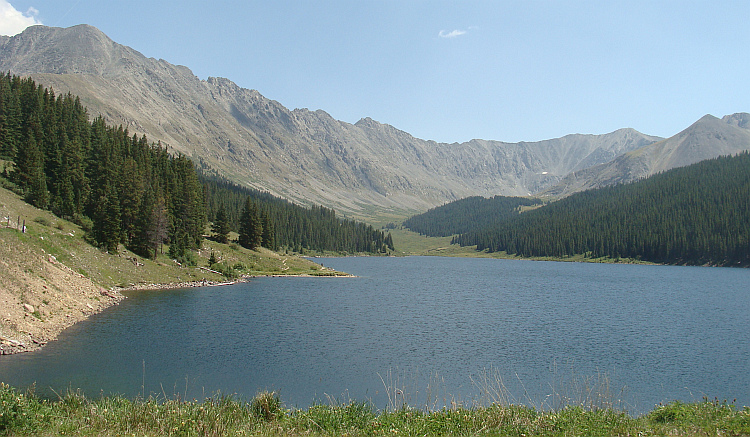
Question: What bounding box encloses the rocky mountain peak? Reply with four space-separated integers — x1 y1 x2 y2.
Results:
722 112 750 129
0 24 120 76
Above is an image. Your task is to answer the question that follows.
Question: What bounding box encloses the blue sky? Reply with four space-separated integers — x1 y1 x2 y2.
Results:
2 0 749 143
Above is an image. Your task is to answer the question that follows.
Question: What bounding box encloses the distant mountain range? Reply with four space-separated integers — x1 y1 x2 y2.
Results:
542 113 750 197
2 24 748 219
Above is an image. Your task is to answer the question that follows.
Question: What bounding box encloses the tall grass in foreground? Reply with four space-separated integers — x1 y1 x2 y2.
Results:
2 383 749 436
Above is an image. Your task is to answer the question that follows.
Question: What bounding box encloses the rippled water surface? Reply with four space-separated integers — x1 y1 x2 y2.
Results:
1 257 748 413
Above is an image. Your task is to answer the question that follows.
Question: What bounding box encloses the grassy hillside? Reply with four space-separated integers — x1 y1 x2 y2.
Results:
0 184 344 355
408 153 750 266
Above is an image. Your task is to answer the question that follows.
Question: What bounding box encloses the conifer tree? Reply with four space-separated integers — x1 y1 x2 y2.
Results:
239 196 263 250
385 233 394 251
0 75 20 160
130 187 155 258
150 193 170 258
15 129 48 209
212 205 231 244
260 209 276 250
92 181 121 253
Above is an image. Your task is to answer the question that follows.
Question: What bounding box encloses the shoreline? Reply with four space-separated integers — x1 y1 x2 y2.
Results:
1 272 353 356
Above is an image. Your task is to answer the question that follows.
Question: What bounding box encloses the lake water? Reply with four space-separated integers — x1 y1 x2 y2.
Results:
1 256 748 414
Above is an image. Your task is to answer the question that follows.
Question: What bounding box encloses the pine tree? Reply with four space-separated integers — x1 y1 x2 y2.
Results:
212 205 231 244
238 196 263 250
385 233 395 251
15 129 48 209
0 74 21 160
150 193 170 259
92 181 121 253
260 209 276 250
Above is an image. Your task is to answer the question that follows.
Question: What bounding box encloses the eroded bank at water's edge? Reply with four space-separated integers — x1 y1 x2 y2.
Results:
0 250 123 355
0 183 352 355
1 271 353 355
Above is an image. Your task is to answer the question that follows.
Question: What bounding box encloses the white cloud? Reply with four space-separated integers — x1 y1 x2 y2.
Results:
0 0 42 36
439 29 467 39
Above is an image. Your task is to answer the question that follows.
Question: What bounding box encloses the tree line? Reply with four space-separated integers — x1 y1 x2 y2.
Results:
447 153 750 266
403 195 543 237
0 73 393 259
202 175 394 254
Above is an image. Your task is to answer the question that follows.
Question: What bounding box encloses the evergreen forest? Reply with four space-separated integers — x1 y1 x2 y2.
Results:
447 153 750 266
201 176 394 254
403 195 544 237
0 74 392 259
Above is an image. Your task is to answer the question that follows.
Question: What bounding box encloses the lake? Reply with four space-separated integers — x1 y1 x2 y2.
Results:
1 256 748 415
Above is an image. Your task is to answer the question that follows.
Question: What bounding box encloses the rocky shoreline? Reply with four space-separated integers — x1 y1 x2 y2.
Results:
0 272 352 356
0 287 126 356
0 278 243 356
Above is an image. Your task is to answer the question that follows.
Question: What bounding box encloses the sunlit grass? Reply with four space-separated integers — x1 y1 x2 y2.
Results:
2 381 749 437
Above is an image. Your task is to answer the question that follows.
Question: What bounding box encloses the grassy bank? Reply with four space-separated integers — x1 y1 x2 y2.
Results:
388 228 654 264
1 383 748 436
0 184 347 355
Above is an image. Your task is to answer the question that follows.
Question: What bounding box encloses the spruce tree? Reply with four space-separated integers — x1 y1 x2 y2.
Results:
92 181 121 253
260 209 276 250
149 193 170 259
212 205 231 244
15 130 48 209
239 196 263 250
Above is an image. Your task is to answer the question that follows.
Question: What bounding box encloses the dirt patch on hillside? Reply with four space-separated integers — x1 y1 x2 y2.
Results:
0 227 124 354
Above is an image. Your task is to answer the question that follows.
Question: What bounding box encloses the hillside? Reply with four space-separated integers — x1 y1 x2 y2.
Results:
0 182 346 355
542 113 750 198
402 195 544 237
0 24 661 219
450 153 750 266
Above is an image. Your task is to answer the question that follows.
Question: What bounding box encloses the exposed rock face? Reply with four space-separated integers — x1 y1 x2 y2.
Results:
542 113 750 198
1 24 663 216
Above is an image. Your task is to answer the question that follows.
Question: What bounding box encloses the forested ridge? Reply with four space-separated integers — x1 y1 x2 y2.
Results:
449 153 750 266
202 176 394 254
0 73 392 258
403 195 544 237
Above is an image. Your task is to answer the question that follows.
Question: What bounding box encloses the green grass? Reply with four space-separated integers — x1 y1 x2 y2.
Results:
0 185 346 293
386 228 655 265
1 383 748 436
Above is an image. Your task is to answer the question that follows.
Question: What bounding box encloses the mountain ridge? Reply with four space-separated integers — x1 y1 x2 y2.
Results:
4 24 724 219
541 112 750 198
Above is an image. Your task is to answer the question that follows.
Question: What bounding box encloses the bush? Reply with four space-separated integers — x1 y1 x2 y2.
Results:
0 383 48 433
250 391 282 422
33 216 50 227
175 251 198 267
210 262 238 279
73 213 93 233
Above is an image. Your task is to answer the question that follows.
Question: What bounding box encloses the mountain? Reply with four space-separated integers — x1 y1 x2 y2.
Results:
542 113 750 198
451 152 750 267
1 24 661 218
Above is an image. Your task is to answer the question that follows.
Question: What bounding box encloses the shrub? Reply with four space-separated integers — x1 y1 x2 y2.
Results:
250 391 282 422
210 262 238 279
174 251 197 267
0 383 48 433
33 216 50 227
73 213 93 233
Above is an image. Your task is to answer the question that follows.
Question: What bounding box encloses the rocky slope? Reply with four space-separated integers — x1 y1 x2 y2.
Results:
542 113 750 198
0 24 661 218
0 186 123 354
0 182 342 354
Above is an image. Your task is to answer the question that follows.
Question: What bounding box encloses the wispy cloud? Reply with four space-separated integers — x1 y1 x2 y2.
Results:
439 29 467 39
0 0 42 36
